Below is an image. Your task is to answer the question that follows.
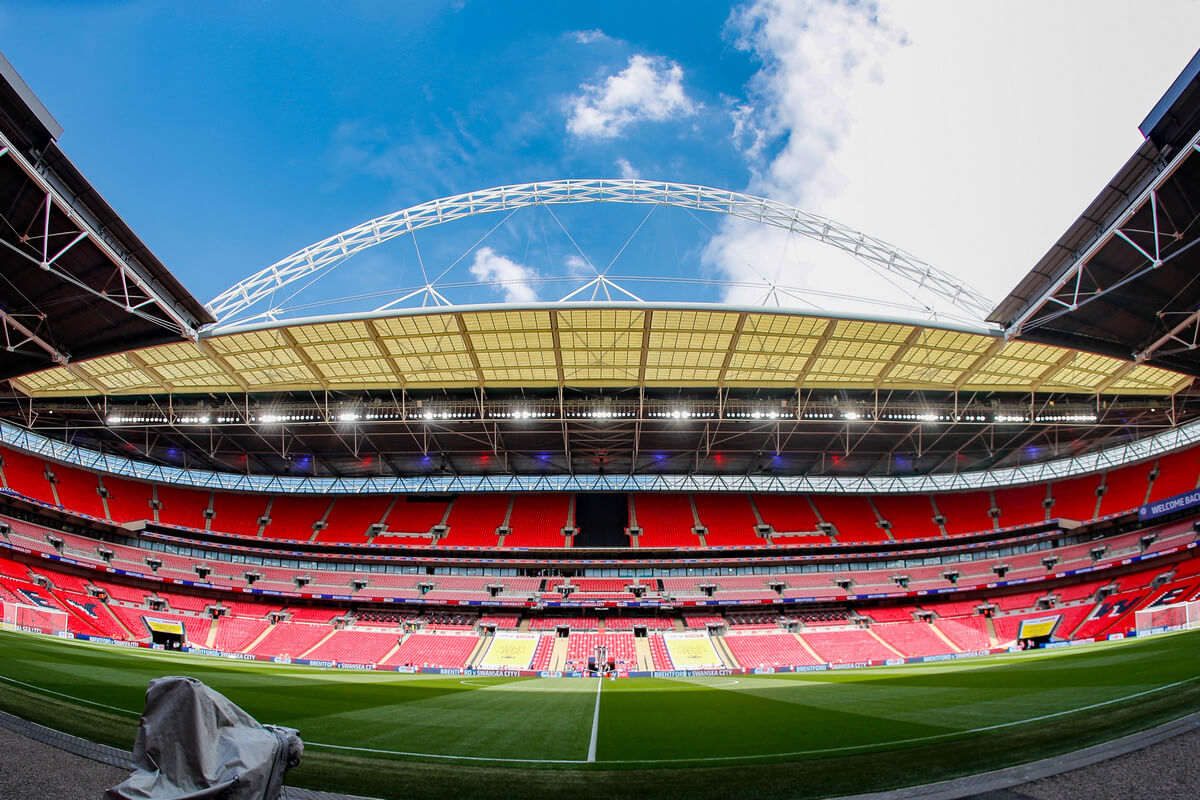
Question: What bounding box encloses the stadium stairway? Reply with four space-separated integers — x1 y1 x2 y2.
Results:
866 627 905 659
102 603 137 640
984 616 999 647
928 623 963 653
713 635 739 668
204 618 218 649
792 632 823 663
239 624 276 655
465 635 490 667
299 629 337 659
549 637 568 670
377 641 403 666
634 637 653 670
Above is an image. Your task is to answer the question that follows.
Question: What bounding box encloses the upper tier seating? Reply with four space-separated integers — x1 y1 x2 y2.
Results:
633 494 700 547
810 496 888 543
262 496 331 541
993 485 1048 527
873 495 941 540
1048 474 1102 522
384 496 451 534
934 490 994 536
753 494 822 533
1099 462 1154 517
51 464 105 519
103 475 155 523
316 496 392 543
506 494 570 547
155 485 212 530
0 448 57 505
441 494 508 547
1148 449 1200 501
693 494 761 547
210 492 270 538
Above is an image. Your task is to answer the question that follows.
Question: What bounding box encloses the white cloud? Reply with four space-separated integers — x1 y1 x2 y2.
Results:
573 29 609 44
565 255 595 277
707 0 1200 322
567 54 698 140
468 247 539 303
615 157 640 179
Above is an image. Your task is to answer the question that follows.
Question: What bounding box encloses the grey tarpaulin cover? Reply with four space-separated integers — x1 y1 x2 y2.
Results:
107 676 303 800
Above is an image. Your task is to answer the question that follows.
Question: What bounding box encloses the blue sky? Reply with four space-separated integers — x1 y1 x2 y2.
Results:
2 1 1198 327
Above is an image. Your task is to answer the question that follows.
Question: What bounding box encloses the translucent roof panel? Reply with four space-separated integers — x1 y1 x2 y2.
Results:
7 306 1192 397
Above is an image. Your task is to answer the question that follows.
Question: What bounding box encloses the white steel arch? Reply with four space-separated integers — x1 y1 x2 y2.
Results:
207 179 994 327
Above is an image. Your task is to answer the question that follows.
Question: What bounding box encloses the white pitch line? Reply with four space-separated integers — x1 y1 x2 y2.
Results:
0 674 140 716
587 677 602 763
301 674 1200 765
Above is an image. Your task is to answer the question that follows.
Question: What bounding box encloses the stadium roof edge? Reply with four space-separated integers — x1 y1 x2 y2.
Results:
0 49 215 380
206 300 1002 339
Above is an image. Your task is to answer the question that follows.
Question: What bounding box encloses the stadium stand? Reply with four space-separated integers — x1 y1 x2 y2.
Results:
724 632 820 667
693 493 761 547
799 629 897 663
249 623 333 658
381 633 477 668
935 490 995 536
440 494 507 547
506 493 570 547
317 496 392 543
103 475 155 523
156 485 213 530
873 495 941 540
633 494 701 547
810 495 888 543
263 495 331 541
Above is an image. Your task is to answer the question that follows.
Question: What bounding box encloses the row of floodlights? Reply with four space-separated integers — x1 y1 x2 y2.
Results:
105 408 1100 426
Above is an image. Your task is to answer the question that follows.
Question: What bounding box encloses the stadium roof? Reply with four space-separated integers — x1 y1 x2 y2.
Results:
992 49 1200 377
0 52 213 384
9 304 1191 398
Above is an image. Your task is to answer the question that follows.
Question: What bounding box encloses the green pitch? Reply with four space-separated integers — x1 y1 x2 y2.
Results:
2 629 1200 799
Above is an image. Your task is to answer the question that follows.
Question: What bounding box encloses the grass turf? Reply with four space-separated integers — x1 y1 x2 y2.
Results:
2 627 1200 798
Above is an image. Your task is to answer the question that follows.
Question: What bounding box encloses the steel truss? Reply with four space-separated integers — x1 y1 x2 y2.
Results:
207 179 995 327
4 414 1198 497
1008 129 1200 358
0 131 200 359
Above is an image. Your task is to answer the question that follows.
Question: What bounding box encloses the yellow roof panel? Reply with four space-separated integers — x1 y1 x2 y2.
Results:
6 307 1192 397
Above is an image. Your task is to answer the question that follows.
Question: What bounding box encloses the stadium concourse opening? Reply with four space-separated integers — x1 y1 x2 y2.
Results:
2 31 1200 800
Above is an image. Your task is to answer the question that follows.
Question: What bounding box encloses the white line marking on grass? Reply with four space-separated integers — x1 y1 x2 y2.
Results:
0 675 139 716
300 674 1200 765
587 677 602 763
306 741 587 764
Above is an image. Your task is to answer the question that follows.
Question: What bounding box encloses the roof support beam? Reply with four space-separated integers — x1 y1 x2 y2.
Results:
717 312 748 388
874 326 923 389
796 319 837 388
1007 126 1200 338
0 131 201 339
194 340 250 392
364 319 408 389
453 312 487 389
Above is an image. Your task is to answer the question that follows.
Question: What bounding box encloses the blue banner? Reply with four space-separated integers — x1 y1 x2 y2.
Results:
1139 488 1200 521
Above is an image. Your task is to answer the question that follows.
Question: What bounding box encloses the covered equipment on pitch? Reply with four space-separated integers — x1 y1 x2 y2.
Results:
107 675 303 800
